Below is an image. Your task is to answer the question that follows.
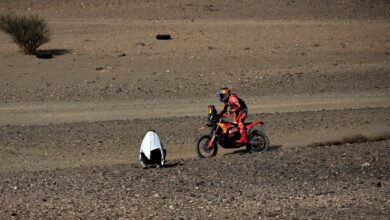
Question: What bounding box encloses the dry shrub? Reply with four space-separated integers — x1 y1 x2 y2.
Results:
0 13 50 55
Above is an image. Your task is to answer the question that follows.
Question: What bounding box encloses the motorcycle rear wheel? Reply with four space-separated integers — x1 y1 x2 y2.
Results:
246 130 269 153
196 135 218 158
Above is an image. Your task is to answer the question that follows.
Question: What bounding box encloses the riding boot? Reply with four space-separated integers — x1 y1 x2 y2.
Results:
237 130 248 143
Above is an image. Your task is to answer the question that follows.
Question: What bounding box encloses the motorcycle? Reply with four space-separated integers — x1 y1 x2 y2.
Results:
195 105 270 158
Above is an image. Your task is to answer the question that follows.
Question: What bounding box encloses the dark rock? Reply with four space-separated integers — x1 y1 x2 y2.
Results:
156 34 171 40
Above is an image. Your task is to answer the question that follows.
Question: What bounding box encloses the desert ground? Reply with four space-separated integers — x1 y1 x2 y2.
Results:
0 0 389 219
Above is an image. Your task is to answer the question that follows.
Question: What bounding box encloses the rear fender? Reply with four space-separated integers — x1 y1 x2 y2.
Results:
246 120 264 129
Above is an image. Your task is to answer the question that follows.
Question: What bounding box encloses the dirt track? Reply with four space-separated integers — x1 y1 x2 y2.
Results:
1 93 389 125
0 0 389 219
1 106 389 172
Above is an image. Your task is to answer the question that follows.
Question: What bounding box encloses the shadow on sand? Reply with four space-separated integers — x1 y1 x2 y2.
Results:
226 145 283 156
162 161 184 168
37 49 72 56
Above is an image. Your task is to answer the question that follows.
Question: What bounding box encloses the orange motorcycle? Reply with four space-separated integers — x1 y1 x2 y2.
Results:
196 105 269 158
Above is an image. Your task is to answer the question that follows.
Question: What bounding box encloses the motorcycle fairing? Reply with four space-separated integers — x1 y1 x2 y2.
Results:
216 122 232 134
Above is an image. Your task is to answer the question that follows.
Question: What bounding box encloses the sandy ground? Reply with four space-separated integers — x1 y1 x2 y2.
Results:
1 141 389 219
0 0 389 219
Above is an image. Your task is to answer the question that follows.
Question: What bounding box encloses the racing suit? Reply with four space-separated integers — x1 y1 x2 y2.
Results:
220 94 248 143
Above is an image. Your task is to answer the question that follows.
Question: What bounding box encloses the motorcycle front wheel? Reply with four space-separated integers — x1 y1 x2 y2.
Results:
195 135 218 158
246 130 269 153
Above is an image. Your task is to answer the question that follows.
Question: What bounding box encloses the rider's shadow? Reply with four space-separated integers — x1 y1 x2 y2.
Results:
227 145 282 155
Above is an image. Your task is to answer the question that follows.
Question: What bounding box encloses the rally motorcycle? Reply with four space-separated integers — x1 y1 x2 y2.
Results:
195 105 269 158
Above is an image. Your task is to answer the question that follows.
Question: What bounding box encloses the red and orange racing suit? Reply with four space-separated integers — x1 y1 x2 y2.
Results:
220 94 248 133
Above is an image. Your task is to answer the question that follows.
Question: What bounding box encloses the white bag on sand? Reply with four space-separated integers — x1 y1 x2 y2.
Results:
139 130 166 168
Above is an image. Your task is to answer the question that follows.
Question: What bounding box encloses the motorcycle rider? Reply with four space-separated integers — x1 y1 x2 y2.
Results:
217 88 248 143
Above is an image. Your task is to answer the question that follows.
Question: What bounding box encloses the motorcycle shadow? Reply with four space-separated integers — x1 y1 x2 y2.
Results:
225 145 282 156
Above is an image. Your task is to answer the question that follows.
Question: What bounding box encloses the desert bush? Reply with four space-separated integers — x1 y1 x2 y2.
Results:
0 13 50 55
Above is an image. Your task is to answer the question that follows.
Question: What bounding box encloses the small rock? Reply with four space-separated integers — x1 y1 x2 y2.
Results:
362 162 370 167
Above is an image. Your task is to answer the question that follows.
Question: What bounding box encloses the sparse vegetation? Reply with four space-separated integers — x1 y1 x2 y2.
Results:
0 13 50 55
